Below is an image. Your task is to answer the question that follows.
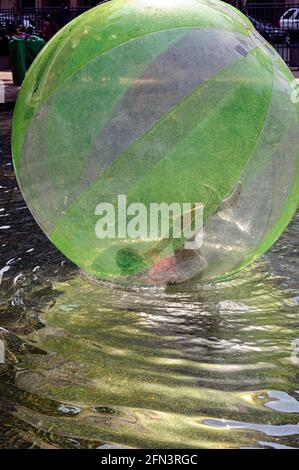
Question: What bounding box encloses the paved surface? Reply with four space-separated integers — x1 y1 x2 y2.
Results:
0 71 19 107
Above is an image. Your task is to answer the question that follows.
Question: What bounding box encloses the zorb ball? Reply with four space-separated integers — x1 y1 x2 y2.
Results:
12 0 299 286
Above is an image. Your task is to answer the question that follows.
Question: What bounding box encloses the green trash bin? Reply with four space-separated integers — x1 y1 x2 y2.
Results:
9 36 26 86
25 35 46 70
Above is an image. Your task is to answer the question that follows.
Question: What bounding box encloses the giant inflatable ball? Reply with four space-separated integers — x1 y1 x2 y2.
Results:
12 0 299 285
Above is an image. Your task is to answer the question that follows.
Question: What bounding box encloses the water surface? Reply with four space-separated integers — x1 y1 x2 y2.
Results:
1 110 299 449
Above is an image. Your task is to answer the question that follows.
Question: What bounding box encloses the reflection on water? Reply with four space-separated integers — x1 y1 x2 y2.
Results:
0 110 299 448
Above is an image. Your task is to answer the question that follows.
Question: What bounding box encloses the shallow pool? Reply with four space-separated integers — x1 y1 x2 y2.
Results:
0 110 299 449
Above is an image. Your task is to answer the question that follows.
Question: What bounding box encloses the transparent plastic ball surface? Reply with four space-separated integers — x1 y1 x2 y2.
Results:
12 0 299 286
